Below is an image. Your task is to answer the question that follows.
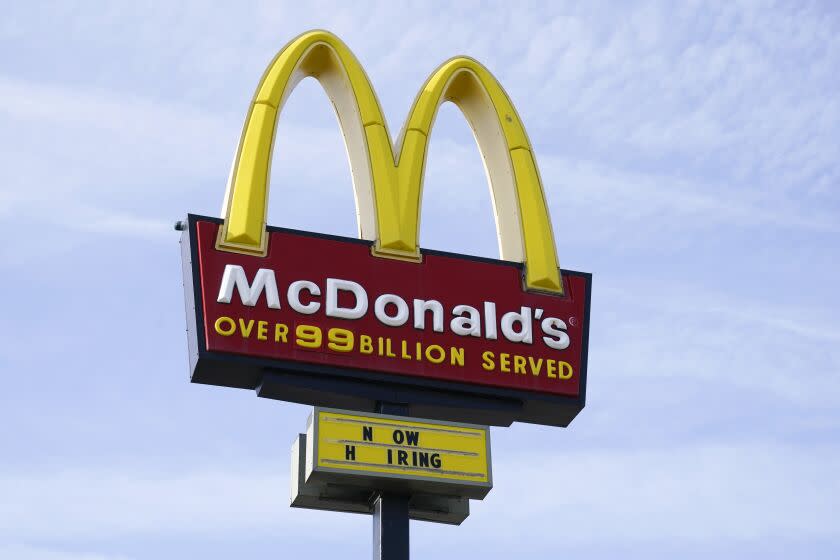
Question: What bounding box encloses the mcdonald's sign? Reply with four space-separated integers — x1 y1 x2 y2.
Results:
179 30 591 427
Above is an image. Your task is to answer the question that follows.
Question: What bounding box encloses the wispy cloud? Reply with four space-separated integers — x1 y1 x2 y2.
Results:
0 466 358 540
3 442 836 547
1 2 839 559
475 441 840 544
0 544 131 560
591 281 840 407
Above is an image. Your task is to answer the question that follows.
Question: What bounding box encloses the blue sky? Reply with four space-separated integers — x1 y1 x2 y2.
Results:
1 1 839 558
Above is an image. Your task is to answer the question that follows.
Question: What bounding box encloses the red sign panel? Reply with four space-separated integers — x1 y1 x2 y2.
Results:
182 216 591 426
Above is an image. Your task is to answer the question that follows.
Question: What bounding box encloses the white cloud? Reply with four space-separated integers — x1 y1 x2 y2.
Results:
0 466 361 541
508 3 840 195
3 0 838 253
471 442 840 544
4 442 836 547
0 75 360 248
590 281 840 407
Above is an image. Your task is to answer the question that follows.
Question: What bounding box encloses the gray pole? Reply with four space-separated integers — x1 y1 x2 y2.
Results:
373 401 410 560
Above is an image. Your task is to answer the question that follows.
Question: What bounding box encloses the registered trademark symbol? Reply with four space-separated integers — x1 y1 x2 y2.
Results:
568 317 577 327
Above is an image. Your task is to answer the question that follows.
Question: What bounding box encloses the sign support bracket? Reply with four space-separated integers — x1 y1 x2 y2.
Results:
372 401 410 560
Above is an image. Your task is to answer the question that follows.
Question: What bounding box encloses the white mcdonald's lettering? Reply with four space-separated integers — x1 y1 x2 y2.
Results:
217 265 280 309
216 264 570 350
325 278 367 320
215 30 565 295
287 280 321 314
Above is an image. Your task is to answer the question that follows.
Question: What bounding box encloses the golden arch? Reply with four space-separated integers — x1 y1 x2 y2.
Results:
219 30 563 293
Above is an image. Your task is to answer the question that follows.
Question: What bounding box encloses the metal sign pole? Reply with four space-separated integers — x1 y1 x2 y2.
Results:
373 492 409 560
373 402 410 560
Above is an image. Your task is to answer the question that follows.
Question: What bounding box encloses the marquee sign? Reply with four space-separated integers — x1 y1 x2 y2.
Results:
304 408 491 499
180 30 591 428
290 432 472 525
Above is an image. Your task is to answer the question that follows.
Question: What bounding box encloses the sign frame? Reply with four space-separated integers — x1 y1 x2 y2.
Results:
181 214 592 427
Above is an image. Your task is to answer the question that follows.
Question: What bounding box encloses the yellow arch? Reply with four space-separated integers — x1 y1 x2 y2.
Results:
218 29 563 293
